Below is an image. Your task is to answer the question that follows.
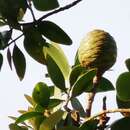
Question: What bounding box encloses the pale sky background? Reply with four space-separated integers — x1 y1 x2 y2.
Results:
1 0 130 129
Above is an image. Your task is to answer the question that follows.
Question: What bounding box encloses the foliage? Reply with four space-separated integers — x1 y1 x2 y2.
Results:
0 0 130 130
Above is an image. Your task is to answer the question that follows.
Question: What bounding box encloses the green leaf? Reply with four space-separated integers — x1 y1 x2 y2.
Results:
0 30 12 50
23 25 47 64
38 21 72 45
15 112 43 124
69 65 87 87
85 77 115 93
32 0 59 11
110 117 130 130
0 53 3 71
57 126 80 130
32 82 50 107
24 94 35 106
71 69 96 97
9 123 28 130
71 97 86 117
80 120 98 130
39 109 64 130
13 45 26 81
125 58 130 71
44 43 71 80
116 72 130 101
48 99 64 109
74 50 80 66
45 55 66 91
7 48 12 70
116 96 130 117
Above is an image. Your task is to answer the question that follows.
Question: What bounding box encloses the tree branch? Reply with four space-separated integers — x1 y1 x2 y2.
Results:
84 108 130 122
21 0 83 26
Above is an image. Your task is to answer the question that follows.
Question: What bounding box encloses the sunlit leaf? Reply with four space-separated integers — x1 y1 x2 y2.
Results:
110 117 130 130
40 109 64 130
38 21 72 45
9 123 28 130
74 50 80 66
24 94 35 106
71 97 86 117
7 48 12 70
13 45 26 81
116 72 130 101
0 53 3 71
71 69 96 97
32 0 59 11
15 112 43 124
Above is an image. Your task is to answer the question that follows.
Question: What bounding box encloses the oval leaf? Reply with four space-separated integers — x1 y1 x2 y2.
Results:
39 109 64 130
85 77 115 93
0 53 3 71
15 112 43 124
43 43 71 79
125 58 130 71
13 45 26 80
38 21 72 45
71 69 96 97
110 117 130 130
71 97 86 117
32 0 59 11
116 72 130 101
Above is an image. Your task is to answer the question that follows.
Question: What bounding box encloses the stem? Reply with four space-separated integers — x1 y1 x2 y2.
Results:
85 108 130 122
21 0 83 26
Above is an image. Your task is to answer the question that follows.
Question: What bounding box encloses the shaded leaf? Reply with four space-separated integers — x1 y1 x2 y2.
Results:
9 123 28 130
69 65 87 87
32 82 50 107
24 94 35 106
125 58 130 71
110 117 130 130
7 48 12 70
85 77 115 93
0 53 3 71
23 25 46 64
44 43 71 80
15 112 43 124
71 97 86 117
40 109 64 130
13 45 26 80
71 69 96 97
57 126 80 130
116 72 130 101
32 0 59 11
38 21 72 45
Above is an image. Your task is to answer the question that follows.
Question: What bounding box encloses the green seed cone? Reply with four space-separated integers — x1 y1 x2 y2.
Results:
78 29 117 74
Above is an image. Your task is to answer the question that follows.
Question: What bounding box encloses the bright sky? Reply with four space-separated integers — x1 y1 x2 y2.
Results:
1 0 130 129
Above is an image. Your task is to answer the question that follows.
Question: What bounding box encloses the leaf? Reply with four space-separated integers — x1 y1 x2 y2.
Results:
116 72 130 101
9 123 28 130
71 97 86 117
0 53 3 71
0 30 12 50
38 21 72 45
39 109 64 130
125 58 130 71
110 117 130 130
116 96 130 117
48 99 64 109
15 112 43 124
7 48 12 70
23 25 46 64
69 65 87 87
13 45 26 81
74 50 80 66
71 69 96 97
24 94 35 106
44 43 71 80
57 126 80 130
80 120 98 130
46 55 66 91
32 82 50 107
32 0 59 11
85 77 115 93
